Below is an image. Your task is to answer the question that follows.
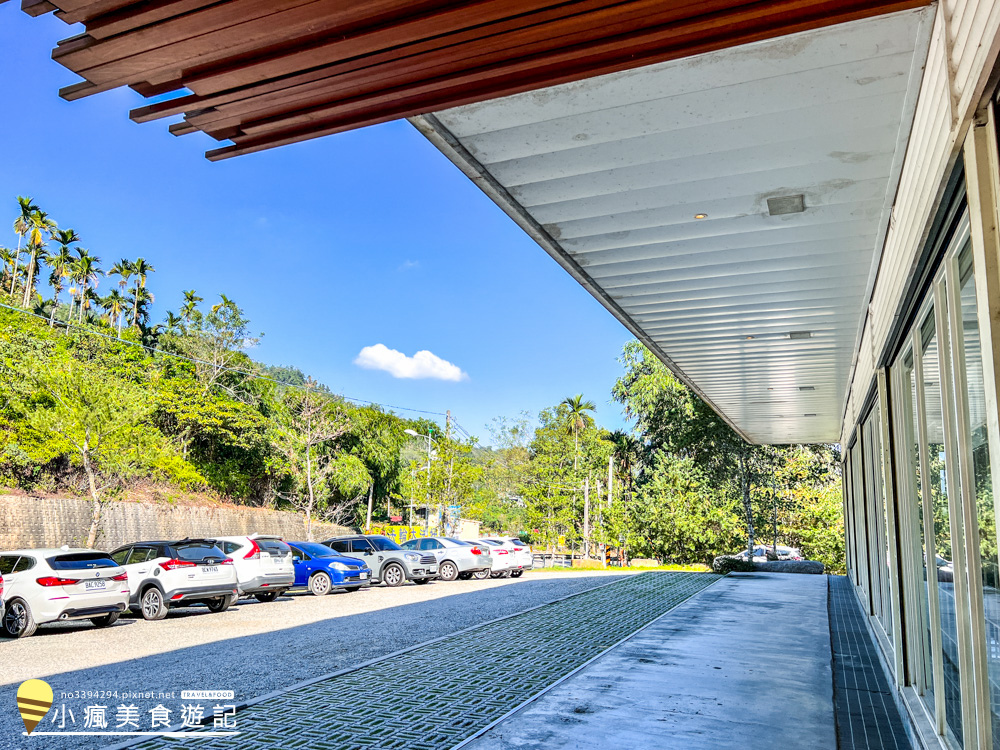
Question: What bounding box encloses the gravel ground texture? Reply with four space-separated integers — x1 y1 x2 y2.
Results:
0 570 634 750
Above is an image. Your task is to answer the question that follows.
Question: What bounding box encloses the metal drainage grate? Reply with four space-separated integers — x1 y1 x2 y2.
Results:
828 575 910 750
133 572 718 750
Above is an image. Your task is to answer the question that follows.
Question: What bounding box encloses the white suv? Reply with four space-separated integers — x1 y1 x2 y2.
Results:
215 535 295 602
110 539 239 620
0 548 129 638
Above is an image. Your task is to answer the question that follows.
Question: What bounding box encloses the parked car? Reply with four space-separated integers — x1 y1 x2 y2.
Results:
0 571 4 623
505 538 534 575
775 545 803 561
733 546 770 563
286 542 372 595
215 534 295 602
398 537 492 582
480 537 532 578
476 539 518 579
109 539 239 620
0 548 129 638
322 534 437 587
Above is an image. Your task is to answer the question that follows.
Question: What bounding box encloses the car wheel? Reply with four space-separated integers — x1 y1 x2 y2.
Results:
382 563 405 587
489 570 505 578
90 612 120 628
254 592 279 603
206 595 234 613
140 587 168 621
511 570 523 578
413 577 431 585
457 572 472 580
2 599 37 638
439 561 459 581
473 569 491 580
309 572 332 596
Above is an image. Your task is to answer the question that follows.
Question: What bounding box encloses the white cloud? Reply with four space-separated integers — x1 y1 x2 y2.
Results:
397 259 420 271
354 344 467 382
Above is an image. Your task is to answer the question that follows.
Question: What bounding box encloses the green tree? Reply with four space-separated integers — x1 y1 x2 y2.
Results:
9 196 39 298
21 211 58 307
130 258 154 327
5 353 161 547
561 393 595 471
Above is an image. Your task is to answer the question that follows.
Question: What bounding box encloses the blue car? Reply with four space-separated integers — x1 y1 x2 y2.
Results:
287 542 372 596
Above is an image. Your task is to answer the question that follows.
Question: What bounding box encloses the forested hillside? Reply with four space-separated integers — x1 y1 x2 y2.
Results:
0 196 844 568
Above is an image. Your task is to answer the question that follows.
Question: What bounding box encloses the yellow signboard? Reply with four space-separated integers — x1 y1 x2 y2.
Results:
371 525 423 545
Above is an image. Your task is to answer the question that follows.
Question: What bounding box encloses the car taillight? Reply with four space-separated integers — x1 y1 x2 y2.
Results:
244 540 261 560
221 558 234 565
111 572 128 581
496 549 508 555
470 547 482 555
36 576 80 586
159 559 198 571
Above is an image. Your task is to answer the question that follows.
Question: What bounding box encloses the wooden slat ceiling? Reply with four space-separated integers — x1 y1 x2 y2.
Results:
15 0 927 160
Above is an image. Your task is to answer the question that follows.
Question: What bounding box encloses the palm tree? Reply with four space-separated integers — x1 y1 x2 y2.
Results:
130 258 154 327
127 286 155 329
561 394 596 471
0 247 14 292
181 289 202 322
108 259 133 294
79 287 102 323
164 310 183 333
21 210 58 307
46 232 79 325
10 196 40 298
72 250 102 323
211 293 233 315
103 290 127 335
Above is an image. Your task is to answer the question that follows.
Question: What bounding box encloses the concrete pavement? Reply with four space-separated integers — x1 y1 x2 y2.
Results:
462 572 837 750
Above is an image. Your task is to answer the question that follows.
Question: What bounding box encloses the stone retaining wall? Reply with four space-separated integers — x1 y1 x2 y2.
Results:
0 495 353 551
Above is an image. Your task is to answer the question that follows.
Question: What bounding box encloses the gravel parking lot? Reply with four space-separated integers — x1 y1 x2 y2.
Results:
0 570 633 750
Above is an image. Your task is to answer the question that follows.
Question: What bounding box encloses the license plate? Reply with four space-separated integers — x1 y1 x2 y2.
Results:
360 572 369 579
84 580 106 590
202 566 219 574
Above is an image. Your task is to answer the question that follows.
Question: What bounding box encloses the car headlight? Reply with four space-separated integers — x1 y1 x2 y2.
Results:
404 552 420 562
329 562 351 572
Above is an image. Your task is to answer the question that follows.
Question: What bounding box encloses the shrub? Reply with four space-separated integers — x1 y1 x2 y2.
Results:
712 555 756 574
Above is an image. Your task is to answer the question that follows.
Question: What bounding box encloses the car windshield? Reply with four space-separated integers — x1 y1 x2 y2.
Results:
292 542 340 559
47 552 118 570
368 536 402 551
172 543 227 563
443 538 467 546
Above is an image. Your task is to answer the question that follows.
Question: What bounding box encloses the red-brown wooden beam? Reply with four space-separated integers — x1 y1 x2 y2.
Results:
23 0 931 160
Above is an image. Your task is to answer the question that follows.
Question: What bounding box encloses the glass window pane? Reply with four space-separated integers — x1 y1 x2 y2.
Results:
904 350 936 704
924 309 964 744
957 241 1000 746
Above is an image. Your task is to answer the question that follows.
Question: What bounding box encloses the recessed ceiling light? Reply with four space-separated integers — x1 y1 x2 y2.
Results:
745 335 755 340
788 331 812 340
694 213 708 219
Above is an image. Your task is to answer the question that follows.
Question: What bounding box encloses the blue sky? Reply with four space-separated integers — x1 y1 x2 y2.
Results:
1 4 633 442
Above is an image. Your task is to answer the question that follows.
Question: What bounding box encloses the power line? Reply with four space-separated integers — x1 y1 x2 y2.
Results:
0 301 447 417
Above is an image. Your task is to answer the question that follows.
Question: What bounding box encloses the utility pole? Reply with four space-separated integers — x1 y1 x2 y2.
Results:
771 473 779 559
583 476 590 560
425 428 432 534
445 410 453 536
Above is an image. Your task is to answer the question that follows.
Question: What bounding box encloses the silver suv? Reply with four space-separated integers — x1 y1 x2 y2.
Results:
322 535 437 587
